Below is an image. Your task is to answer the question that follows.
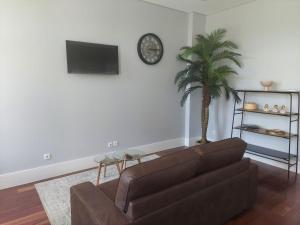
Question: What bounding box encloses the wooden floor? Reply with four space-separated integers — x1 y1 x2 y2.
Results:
1 147 300 225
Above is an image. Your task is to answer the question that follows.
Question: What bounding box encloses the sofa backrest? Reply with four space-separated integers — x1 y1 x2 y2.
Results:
190 138 246 174
126 158 251 221
115 150 201 212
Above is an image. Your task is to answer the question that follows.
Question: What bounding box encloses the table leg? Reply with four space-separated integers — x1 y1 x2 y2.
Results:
121 159 127 170
96 163 102 186
104 165 107 178
116 163 121 175
123 160 127 170
120 160 124 171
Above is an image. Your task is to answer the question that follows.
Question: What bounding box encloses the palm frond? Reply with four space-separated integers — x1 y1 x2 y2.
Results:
222 80 241 102
180 46 192 50
180 86 202 106
208 29 226 44
174 68 189 84
179 47 197 59
195 34 207 44
214 65 238 76
177 74 201 92
222 79 231 99
230 88 241 102
212 51 242 67
219 40 238 49
208 85 222 98
177 54 194 65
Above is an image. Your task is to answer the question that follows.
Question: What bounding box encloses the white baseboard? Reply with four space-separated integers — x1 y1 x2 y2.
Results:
0 155 99 190
0 137 185 190
132 138 185 154
185 137 200 147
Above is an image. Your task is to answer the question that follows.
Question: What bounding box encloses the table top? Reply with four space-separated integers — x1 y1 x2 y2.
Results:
94 149 145 164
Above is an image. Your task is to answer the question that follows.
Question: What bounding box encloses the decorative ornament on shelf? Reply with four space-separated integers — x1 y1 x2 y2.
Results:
280 105 287 114
260 80 273 91
244 102 257 111
272 105 279 113
263 104 270 112
266 129 286 136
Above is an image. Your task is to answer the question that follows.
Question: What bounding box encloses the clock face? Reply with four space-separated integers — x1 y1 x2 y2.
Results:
137 33 164 65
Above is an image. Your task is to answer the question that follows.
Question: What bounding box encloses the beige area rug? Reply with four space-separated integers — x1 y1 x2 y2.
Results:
35 154 159 225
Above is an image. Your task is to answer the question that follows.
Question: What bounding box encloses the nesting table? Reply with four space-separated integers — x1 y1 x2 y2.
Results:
94 149 145 185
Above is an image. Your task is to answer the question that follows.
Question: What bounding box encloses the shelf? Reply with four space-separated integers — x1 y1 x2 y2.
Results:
235 89 300 94
246 144 296 161
231 89 300 179
236 108 299 117
234 126 297 139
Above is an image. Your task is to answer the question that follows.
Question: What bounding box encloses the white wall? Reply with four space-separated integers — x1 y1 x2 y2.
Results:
206 0 300 155
0 0 189 174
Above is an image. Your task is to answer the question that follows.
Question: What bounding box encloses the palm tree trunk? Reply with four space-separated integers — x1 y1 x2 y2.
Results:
201 86 211 144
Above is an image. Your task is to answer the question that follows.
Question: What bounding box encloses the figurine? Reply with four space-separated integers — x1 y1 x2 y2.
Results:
280 105 287 114
263 104 270 112
272 105 279 113
260 80 273 91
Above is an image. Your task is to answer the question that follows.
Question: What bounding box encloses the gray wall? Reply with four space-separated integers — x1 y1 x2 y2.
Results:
0 0 189 174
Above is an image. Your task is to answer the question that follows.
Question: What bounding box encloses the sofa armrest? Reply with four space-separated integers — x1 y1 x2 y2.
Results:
71 182 128 225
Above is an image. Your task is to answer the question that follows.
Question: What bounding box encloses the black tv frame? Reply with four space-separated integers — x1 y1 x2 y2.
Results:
66 40 119 75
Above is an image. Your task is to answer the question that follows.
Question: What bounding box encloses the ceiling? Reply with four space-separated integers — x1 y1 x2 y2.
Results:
142 0 256 15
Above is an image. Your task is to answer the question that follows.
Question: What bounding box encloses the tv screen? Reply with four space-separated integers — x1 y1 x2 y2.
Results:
66 40 119 74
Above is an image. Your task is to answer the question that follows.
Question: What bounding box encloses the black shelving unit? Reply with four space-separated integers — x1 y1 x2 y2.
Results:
231 89 300 180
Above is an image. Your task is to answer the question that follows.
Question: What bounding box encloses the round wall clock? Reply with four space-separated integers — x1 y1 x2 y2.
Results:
137 33 164 65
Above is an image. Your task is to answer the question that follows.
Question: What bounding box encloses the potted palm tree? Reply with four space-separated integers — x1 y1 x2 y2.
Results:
175 29 241 144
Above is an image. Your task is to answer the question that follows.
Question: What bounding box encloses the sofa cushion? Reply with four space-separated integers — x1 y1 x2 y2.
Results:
115 150 201 212
98 179 119 202
191 138 246 174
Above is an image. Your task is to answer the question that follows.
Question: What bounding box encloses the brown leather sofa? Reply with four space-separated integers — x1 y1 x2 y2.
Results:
71 138 257 225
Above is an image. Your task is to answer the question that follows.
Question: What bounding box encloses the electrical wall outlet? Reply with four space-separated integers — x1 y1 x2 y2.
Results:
107 142 113 148
107 140 119 148
43 153 51 160
113 140 119 147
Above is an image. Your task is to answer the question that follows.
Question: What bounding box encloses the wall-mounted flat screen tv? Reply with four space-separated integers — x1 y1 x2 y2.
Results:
66 40 119 75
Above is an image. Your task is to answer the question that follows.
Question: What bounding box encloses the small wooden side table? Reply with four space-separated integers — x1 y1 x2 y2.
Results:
121 153 142 170
94 149 145 186
94 156 122 186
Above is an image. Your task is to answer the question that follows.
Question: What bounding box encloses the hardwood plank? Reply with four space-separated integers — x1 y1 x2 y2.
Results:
0 211 48 225
17 185 35 193
34 221 50 225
